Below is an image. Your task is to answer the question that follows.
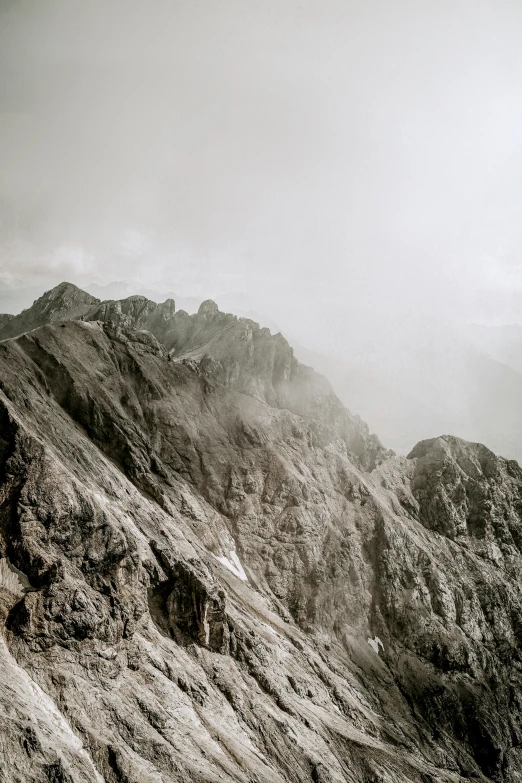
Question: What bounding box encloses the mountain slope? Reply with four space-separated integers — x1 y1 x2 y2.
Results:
1 289 522 779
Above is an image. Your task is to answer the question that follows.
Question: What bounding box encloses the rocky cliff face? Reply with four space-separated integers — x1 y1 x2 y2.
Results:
1 286 522 781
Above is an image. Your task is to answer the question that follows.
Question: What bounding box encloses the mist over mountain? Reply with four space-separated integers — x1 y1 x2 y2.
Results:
295 324 522 464
5 278 522 465
465 324 522 376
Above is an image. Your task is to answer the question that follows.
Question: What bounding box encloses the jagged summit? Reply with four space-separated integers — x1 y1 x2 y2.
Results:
408 432 492 458
46 280 90 296
0 282 387 470
198 298 219 316
407 432 522 470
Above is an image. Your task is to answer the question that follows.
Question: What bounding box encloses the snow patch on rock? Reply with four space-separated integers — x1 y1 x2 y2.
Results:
216 550 248 581
367 636 384 655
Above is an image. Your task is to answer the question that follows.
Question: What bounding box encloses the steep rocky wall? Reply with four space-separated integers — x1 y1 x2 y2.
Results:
1 314 522 780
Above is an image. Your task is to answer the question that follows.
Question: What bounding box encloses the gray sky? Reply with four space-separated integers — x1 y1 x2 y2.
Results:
1 0 522 342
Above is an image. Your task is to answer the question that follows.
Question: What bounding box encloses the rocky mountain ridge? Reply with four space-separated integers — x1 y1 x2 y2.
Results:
0 282 385 470
1 284 522 781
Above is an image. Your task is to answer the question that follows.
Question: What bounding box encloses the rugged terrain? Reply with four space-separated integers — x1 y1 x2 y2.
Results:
1 284 522 781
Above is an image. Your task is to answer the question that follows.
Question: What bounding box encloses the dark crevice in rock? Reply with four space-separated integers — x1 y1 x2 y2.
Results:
148 541 229 653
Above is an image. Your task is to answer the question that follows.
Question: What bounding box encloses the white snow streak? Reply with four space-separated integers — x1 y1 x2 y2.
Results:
367 636 384 655
216 550 248 581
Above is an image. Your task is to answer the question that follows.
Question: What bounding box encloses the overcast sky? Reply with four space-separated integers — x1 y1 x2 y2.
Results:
1 0 522 343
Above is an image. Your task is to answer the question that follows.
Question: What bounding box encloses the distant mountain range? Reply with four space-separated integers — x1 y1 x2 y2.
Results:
0 279 201 316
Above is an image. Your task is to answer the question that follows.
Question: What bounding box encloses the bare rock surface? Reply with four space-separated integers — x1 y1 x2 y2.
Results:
0 286 522 780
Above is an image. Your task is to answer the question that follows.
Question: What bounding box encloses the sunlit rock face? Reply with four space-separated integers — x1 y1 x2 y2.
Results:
1 284 522 781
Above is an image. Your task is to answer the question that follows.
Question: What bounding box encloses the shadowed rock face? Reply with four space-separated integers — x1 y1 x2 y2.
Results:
1 287 522 781
148 542 230 653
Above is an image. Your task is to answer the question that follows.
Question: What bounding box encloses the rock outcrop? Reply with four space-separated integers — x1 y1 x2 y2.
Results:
0 285 522 781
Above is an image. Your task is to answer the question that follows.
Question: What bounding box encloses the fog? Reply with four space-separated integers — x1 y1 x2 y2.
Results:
2 0 522 455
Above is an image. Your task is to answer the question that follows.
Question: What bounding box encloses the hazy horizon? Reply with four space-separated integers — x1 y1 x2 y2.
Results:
2 0 522 342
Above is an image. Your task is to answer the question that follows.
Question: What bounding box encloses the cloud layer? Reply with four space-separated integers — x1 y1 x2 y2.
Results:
1 0 522 336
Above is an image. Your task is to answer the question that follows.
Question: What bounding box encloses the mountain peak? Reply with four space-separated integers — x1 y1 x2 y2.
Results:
4 281 522 778
198 298 219 317
39 281 100 306
46 280 85 295
0 281 99 340
37 280 99 305
1 301 522 779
